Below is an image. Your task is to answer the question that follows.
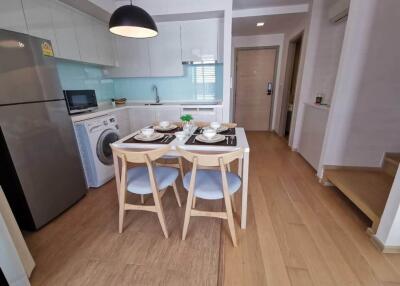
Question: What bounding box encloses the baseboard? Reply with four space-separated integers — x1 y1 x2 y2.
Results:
324 165 383 172
371 235 400 253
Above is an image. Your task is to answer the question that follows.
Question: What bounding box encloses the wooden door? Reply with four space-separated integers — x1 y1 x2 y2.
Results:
235 48 277 131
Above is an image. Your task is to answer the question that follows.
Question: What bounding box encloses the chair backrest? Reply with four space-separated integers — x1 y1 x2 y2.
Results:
112 145 171 164
177 147 243 167
112 145 172 195
194 122 237 128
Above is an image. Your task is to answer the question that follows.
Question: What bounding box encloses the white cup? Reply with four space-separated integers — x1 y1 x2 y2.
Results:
141 128 154 137
203 128 217 139
159 121 170 128
210 122 221 130
175 131 186 141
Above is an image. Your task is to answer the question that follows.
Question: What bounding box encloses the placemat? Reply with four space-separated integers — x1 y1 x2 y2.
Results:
123 134 176 144
185 135 237 146
194 127 236 135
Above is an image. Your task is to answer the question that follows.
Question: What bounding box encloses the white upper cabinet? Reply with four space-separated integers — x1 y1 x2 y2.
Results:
92 18 115 66
73 12 99 64
50 1 81 61
88 0 115 13
181 18 219 62
0 0 28 34
148 22 183 77
106 37 151 77
22 0 59 56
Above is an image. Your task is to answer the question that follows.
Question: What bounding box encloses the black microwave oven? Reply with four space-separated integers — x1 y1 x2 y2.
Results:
63 90 98 115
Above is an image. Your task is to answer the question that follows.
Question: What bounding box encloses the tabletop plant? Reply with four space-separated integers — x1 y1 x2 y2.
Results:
180 114 193 123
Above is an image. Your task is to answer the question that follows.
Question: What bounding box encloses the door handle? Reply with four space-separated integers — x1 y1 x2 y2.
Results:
267 82 273 95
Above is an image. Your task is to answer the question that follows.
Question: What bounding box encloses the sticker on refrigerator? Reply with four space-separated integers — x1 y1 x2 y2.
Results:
41 41 54 57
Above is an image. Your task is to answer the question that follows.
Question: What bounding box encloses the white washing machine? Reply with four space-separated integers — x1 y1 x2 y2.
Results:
73 115 120 188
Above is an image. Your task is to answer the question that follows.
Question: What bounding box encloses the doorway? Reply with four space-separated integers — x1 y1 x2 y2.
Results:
280 33 303 140
234 47 278 131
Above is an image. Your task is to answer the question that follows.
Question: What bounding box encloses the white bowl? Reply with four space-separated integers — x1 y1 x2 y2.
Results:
141 128 154 137
203 128 217 139
159 121 170 128
210 122 221 130
175 131 186 141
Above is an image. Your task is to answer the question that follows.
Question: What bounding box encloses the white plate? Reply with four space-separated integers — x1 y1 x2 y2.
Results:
154 124 178 131
195 134 226 143
134 132 164 142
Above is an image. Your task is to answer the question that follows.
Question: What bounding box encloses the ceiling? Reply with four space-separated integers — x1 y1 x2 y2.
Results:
232 13 307 36
233 0 309 10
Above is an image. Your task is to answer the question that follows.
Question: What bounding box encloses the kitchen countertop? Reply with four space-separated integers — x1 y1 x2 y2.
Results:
70 101 223 122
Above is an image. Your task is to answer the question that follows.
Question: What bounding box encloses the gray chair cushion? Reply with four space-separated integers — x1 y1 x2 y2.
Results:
127 166 178 195
183 170 242 200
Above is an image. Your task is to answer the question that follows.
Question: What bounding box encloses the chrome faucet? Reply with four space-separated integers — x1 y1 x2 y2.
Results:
152 85 160 103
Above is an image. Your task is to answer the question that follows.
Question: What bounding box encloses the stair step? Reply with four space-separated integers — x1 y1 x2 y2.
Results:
325 168 394 233
383 153 400 177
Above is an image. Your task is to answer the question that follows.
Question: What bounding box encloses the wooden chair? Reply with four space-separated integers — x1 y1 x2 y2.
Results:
190 122 238 207
111 145 182 238
177 147 244 247
152 121 185 180
193 122 237 128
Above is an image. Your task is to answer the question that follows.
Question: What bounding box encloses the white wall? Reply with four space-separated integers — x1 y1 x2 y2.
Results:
231 34 284 129
320 0 400 170
289 0 346 171
276 16 308 142
317 0 400 248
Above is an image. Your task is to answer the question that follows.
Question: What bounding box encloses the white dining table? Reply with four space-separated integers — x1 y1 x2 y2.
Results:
111 127 250 229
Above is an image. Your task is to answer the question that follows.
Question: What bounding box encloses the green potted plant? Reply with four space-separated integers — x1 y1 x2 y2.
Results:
180 114 193 134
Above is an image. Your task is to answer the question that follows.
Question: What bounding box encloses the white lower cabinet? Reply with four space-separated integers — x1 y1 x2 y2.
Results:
129 108 157 131
113 109 131 137
181 107 223 123
156 107 181 122
112 106 222 136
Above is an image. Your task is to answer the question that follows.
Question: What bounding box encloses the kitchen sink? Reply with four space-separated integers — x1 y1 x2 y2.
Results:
144 103 164 106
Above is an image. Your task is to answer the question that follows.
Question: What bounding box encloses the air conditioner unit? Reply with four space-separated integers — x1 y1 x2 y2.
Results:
328 0 350 23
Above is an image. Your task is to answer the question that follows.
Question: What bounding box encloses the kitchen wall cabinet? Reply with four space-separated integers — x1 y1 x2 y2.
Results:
73 11 99 64
107 37 151 77
22 0 59 56
148 22 183 77
181 18 219 62
50 1 81 61
0 0 28 34
92 18 115 66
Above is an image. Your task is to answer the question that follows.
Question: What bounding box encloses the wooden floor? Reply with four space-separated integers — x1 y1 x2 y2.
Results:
25 182 222 285
222 132 400 286
25 132 400 285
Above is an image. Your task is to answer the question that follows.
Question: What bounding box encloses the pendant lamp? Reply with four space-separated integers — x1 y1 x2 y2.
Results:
109 1 158 38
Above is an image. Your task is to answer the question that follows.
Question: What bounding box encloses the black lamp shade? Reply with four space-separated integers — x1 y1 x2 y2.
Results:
109 5 158 38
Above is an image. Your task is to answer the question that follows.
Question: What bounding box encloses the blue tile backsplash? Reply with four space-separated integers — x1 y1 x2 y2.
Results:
56 60 223 103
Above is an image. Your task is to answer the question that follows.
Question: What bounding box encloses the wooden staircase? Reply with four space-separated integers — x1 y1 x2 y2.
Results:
324 153 400 233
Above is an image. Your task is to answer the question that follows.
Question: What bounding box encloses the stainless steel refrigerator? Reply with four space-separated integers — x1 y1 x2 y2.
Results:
0 29 87 230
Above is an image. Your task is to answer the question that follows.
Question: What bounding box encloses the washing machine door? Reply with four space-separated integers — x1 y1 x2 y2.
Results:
96 129 120 165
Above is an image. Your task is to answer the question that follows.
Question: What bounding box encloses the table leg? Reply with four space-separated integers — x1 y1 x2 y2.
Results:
113 152 121 200
241 151 249 229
